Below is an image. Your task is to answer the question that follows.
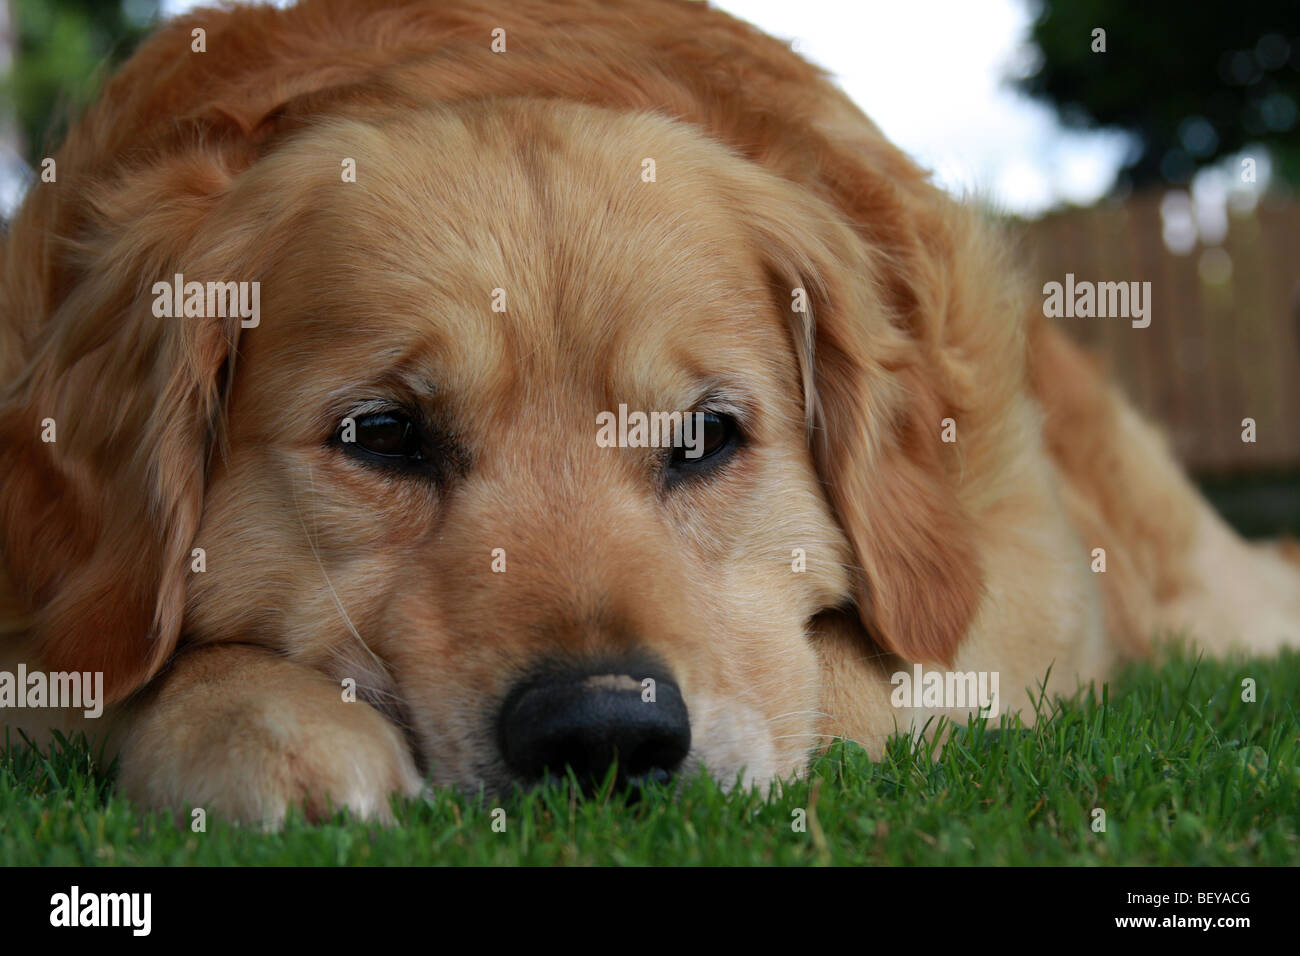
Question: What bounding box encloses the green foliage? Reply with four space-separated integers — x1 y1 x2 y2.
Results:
3 646 1296 865
2 0 161 164
1015 0 1300 189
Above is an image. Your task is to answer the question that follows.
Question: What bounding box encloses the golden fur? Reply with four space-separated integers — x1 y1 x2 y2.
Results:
2 0 1297 824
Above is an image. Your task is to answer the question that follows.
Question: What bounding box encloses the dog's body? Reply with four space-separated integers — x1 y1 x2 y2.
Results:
2 0 1296 824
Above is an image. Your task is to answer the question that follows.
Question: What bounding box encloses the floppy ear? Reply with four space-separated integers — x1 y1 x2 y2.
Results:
0 3 288 702
0 160 242 703
0 4 380 703
730 173 987 666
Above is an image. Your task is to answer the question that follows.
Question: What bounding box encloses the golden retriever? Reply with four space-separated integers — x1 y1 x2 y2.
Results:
2 0 1297 825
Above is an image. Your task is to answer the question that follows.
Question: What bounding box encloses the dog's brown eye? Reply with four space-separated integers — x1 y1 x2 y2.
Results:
668 411 739 476
337 411 427 467
697 413 732 458
357 413 418 458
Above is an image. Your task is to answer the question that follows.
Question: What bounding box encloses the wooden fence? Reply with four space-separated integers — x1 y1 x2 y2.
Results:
1018 193 1300 475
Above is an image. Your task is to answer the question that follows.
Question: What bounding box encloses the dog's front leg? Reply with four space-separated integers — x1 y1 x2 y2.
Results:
115 643 422 828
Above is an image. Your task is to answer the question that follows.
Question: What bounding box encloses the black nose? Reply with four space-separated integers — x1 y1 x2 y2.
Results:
497 661 691 792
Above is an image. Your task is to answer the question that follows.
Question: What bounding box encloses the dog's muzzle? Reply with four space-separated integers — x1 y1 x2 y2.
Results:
496 659 691 792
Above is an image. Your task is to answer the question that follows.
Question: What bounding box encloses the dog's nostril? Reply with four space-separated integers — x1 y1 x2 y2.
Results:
497 664 690 792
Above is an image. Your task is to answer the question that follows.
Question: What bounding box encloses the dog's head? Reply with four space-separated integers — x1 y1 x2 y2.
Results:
1 1 1017 794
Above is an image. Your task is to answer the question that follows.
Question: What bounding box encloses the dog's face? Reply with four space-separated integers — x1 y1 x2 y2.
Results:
183 102 857 791
5 62 992 798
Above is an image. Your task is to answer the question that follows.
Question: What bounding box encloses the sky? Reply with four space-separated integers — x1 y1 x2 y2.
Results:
1 0 1135 218
708 0 1132 215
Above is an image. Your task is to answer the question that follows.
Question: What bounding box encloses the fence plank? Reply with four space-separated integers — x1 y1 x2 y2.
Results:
1019 194 1300 475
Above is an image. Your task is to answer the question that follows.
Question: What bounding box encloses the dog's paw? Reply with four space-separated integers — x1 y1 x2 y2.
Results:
115 646 422 828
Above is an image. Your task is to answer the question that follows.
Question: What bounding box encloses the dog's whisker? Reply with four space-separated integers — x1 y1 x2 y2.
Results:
292 465 390 680
768 732 846 742
764 709 835 723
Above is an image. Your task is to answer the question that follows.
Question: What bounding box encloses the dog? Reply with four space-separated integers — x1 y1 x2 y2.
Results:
2 0 1297 826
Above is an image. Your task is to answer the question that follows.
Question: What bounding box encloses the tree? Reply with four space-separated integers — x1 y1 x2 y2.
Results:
1014 0 1300 191
3 0 161 164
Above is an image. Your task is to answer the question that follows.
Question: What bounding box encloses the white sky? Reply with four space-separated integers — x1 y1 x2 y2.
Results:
0 0 1132 218
712 0 1132 215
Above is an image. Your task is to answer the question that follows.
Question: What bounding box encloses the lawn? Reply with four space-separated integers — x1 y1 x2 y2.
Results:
2 645 1297 866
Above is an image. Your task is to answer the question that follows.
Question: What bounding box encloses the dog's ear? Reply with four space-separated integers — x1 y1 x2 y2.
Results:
0 5 294 701
0 162 243 703
728 170 988 666
0 4 380 703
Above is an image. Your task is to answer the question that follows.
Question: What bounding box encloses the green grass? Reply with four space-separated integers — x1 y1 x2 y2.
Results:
3 646 1297 865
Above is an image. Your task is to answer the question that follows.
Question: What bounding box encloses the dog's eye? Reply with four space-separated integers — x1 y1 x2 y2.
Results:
356 413 419 458
669 411 739 473
695 413 733 459
337 412 427 467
